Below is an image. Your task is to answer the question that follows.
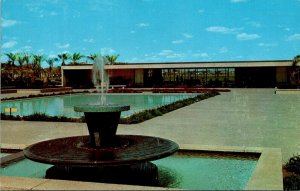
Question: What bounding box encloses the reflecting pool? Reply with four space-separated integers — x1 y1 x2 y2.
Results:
0 151 257 190
1 93 196 118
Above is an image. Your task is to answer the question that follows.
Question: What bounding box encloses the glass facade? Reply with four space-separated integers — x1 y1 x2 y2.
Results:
161 68 235 87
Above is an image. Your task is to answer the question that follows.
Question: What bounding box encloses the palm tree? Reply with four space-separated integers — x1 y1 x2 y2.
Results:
105 54 119 65
4 53 18 82
87 53 99 63
70 53 84 65
290 54 300 85
5 52 17 66
46 58 58 78
292 55 300 67
23 52 32 67
16 53 25 80
57 53 70 66
32 54 44 78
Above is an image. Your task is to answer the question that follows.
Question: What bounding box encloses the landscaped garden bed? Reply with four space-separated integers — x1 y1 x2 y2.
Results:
1 89 17 94
40 87 73 93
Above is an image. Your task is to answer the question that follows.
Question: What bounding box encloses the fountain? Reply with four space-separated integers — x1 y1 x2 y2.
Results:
23 56 179 186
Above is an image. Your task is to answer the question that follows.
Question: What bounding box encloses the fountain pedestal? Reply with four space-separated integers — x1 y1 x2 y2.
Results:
74 104 130 147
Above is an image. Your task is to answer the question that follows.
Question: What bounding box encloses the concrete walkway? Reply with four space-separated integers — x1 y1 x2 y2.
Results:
1 88 299 162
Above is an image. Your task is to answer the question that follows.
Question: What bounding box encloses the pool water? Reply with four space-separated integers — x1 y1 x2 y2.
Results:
1 93 195 118
153 152 258 190
0 152 257 190
0 153 10 157
0 158 52 178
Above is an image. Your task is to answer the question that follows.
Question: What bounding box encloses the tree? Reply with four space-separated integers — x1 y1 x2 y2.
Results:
32 54 44 78
105 54 119 65
70 53 84 64
5 53 17 66
292 55 300 68
290 54 300 85
23 52 32 67
46 58 58 78
57 53 70 66
16 53 25 80
87 53 99 63
4 53 18 82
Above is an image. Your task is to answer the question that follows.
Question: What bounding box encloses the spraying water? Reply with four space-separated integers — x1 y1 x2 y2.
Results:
93 56 110 105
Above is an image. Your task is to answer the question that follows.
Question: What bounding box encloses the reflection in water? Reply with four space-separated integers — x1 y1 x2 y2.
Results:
153 153 257 190
1 94 195 118
1 152 257 190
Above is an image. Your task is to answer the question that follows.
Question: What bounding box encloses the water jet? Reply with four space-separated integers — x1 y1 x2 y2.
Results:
23 56 179 186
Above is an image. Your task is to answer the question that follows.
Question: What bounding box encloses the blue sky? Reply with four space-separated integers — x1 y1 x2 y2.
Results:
1 0 300 67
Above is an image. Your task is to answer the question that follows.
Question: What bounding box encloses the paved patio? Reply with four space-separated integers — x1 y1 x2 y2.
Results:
1 88 299 162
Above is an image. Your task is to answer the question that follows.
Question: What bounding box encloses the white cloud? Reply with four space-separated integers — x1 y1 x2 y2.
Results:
198 9 205 14
277 25 291 32
62 50 70 54
49 11 58 16
22 45 32 51
101 47 116 55
49 54 57 58
236 33 260 40
83 38 95 43
193 53 209 57
56 43 70 49
182 33 193 38
206 26 242 34
166 53 185 59
1 41 17 49
219 47 228 53
172 40 184 44
258 43 277 47
287 34 300 41
72 10 81 18
247 21 261 28
136 23 149 27
230 0 247 3
1 18 17 27
130 30 136 34
159 50 173 56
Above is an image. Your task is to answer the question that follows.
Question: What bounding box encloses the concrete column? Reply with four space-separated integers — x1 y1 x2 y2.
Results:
276 67 287 83
134 69 144 86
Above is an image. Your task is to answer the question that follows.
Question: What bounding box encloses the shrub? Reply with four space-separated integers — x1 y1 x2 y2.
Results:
1 112 83 123
119 92 220 124
285 154 300 174
283 154 300 190
283 174 300 190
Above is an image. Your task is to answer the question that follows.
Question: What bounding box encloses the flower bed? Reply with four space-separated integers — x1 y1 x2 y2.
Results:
1 89 17 94
152 88 230 93
40 87 73 93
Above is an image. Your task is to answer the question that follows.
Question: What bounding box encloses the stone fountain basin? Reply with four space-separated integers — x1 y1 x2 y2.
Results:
74 104 130 113
23 135 179 166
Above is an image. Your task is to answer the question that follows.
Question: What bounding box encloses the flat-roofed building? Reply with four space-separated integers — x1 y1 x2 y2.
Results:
61 60 293 88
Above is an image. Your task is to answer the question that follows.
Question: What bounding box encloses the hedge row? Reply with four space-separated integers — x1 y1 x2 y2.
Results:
120 92 220 124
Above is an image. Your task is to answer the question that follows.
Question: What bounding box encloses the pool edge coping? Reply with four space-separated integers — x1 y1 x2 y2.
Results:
180 144 283 190
1 144 283 190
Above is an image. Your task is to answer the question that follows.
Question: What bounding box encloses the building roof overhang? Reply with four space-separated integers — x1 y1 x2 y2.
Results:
61 60 292 70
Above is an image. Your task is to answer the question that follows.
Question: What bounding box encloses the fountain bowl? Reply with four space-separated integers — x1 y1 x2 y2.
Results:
74 104 130 147
74 104 130 113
